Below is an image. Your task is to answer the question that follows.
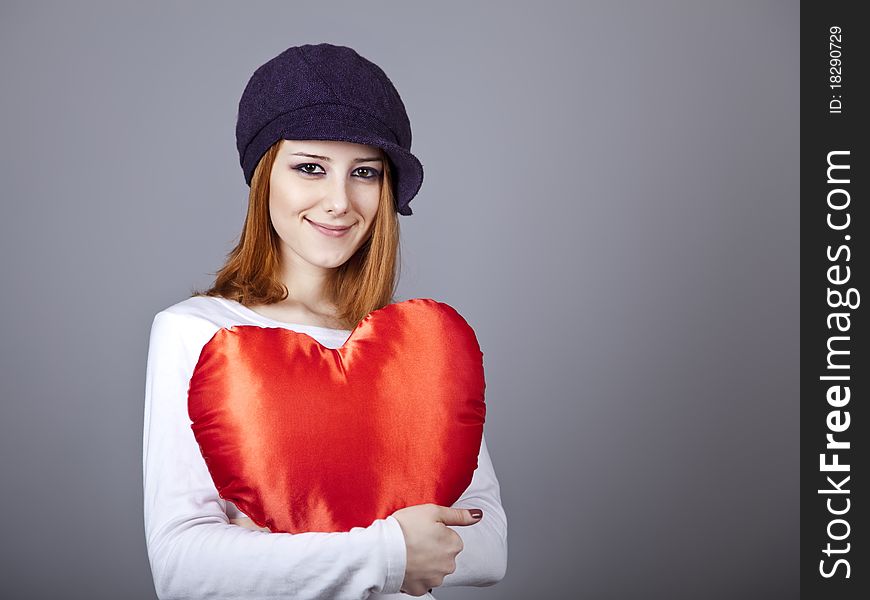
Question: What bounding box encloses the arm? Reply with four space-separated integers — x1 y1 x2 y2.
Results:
142 311 407 600
440 432 509 587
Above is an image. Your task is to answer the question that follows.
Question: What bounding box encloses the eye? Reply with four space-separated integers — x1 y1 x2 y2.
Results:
354 166 381 180
293 163 325 176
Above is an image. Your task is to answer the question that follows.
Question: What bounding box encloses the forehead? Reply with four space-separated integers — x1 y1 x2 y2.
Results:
279 139 381 157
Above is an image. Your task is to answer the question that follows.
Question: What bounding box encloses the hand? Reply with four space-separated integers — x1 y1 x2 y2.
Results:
390 503 483 596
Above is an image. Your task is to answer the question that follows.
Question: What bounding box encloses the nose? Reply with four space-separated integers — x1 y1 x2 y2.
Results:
321 175 351 215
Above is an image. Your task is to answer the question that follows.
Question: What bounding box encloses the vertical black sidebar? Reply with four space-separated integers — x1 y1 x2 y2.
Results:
801 3 868 599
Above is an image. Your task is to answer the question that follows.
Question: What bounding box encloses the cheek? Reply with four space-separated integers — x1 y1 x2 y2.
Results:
359 186 382 218
269 196 302 239
269 209 291 238
270 181 307 218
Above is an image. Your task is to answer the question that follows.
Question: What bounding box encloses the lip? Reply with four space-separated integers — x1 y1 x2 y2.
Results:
305 218 353 237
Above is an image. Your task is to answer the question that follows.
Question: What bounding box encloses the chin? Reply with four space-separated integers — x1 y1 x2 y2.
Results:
304 252 353 270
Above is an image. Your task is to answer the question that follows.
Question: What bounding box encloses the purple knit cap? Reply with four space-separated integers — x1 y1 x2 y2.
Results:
236 43 423 216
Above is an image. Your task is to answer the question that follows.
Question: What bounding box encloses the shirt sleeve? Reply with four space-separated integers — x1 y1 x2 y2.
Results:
440 432 509 588
142 310 407 600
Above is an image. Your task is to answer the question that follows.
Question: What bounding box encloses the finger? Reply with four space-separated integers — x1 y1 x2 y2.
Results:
436 506 483 526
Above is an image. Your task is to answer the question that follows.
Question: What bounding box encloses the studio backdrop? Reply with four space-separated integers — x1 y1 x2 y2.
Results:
0 1 798 599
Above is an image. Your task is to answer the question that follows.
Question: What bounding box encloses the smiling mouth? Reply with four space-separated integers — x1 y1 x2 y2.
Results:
305 218 353 237
306 218 351 231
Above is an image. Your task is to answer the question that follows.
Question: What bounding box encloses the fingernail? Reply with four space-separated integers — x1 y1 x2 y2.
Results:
470 509 483 519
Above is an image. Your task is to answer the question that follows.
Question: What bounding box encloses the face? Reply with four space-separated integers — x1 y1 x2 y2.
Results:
269 139 383 270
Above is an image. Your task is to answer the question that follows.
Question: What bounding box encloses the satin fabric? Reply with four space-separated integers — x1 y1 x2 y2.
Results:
188 298 486 534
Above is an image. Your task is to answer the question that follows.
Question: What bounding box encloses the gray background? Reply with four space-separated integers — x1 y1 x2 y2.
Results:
0 1 799 598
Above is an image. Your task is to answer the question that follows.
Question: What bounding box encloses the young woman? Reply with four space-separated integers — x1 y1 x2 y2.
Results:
142 43 507 600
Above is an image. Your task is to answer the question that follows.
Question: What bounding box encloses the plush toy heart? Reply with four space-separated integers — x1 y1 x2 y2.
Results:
187 298 486 534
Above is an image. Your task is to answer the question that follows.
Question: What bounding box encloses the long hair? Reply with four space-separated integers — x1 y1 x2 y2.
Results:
192 139 402 330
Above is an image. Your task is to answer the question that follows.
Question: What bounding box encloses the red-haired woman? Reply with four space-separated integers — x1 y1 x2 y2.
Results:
142 43 507 600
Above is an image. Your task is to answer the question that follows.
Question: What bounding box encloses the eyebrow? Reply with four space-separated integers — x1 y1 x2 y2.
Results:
290 152 383 163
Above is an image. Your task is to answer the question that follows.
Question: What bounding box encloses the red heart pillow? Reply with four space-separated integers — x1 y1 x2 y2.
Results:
188 298 486 534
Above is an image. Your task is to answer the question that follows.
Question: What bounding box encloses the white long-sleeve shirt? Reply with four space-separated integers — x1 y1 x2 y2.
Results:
142 295 508 600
